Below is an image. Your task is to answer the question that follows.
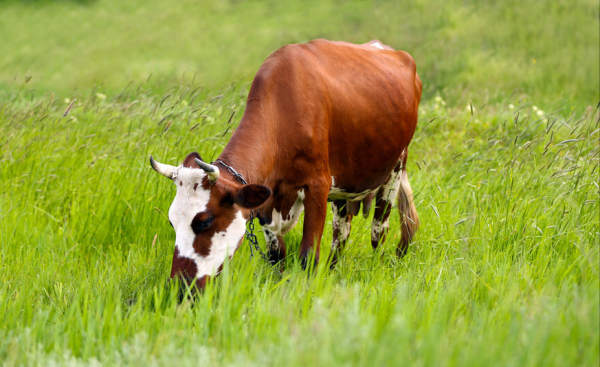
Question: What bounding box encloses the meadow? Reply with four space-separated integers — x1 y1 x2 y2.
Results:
1 0 599 366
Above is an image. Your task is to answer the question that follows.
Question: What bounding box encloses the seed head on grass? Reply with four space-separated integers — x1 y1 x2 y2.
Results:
62 98 76 117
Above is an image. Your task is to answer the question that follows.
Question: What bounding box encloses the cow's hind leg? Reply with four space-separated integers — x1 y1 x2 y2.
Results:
396 167 419 257
328 200 354 267
371 163 403 250
264 229 286 265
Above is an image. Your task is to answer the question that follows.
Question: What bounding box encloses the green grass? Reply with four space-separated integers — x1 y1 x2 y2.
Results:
0 0 598 107
0 0 599 365
0 81 598 366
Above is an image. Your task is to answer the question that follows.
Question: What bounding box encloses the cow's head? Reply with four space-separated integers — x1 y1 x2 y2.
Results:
150 152 271 290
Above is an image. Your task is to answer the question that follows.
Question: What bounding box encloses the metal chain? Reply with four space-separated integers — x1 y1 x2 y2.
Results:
212 159 247 185
245 210 272 264
210 159 272 265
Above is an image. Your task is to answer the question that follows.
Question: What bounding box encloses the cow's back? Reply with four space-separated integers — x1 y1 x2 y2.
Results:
246 39 421 194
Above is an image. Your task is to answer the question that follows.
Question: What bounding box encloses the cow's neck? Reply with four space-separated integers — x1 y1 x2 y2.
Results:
216 111 276 187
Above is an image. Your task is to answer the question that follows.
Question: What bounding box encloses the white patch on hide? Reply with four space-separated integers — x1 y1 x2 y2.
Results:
381 164 403 203
340 214 351 242
263 228 279 250
371 41 385 50
331 201 340 250
371 217 390 242
371 164 403 243
194 211 246 278
263 190 305 236
331 201 340 231
331 201 352 250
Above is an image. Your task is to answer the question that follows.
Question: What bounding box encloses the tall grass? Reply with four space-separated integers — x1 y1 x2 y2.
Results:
0 79 598 365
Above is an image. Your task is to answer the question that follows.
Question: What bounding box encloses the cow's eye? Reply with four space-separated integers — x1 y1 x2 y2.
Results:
191 216 214 234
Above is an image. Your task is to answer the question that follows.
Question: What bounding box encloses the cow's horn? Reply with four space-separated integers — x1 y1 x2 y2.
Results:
194 158 220 183
150 155 177 179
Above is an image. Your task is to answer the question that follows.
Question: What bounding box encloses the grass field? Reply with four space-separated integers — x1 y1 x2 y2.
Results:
1 0 599 366
1 0 598 106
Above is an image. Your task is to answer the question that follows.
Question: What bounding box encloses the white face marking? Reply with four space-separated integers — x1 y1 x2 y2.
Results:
167 166 245 278
168 167 211 259
263 190 305 236
194 211 246 278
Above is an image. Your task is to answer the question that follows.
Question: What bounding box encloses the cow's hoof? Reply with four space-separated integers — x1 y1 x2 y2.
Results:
396 245 409 258
327 252 340 269
299 251 319 270
267 249 285 265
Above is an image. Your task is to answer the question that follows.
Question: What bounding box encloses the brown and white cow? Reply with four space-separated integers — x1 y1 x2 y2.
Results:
151 39 421 289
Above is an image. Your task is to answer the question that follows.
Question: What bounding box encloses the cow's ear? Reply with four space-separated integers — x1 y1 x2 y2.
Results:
182 152 202 168
234 184 272 209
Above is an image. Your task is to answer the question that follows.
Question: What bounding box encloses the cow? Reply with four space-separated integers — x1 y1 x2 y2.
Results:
150 39 421 289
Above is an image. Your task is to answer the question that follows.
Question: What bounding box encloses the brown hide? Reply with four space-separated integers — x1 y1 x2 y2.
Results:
167 39 421 288
216 39 421 262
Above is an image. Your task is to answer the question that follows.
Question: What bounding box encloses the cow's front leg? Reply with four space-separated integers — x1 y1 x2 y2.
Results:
299 186 329 269
263 228 286 265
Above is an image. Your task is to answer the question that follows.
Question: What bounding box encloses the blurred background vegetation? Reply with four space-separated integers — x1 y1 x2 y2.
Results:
0 0 598 107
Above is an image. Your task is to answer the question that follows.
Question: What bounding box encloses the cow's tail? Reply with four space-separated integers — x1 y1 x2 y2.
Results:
396 159 419 257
